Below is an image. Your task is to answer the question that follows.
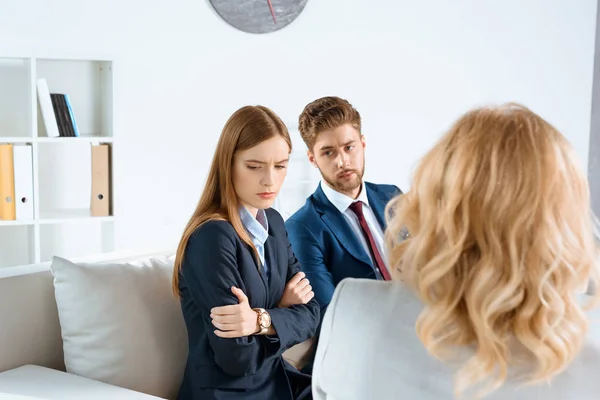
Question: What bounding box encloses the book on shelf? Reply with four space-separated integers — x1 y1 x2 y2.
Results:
36 78 80 138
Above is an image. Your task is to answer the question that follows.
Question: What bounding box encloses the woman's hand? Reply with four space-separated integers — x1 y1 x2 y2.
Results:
278 272 314 308
211 287 259 338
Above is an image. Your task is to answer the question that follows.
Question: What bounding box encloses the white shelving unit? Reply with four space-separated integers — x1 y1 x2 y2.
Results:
0 57 115 268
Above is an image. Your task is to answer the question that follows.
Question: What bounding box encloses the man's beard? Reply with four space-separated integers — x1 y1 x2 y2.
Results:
322 166 364 196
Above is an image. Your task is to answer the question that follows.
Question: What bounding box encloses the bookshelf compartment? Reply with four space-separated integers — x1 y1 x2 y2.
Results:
36 59 113 139
0 58 32 138
39 220 114 263
37 140 113 221
0 225 35 267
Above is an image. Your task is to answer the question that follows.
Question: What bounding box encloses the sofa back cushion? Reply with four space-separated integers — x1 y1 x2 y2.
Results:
50 255 187 400
0 265 64 373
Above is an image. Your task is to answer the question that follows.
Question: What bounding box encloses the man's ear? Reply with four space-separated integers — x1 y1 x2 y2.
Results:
307 150 318 168
360 134 367 148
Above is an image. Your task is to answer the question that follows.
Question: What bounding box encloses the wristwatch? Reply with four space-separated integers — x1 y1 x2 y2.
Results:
253 308 271 334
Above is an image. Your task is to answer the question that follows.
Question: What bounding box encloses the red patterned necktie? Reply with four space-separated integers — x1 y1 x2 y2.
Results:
349 201 392 281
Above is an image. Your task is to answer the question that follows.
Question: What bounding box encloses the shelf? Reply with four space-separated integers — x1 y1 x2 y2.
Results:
0 219 36 226
0 137 35 143
37 136 113 144
39 208 114 224
0 210 112 226
0 137 112 144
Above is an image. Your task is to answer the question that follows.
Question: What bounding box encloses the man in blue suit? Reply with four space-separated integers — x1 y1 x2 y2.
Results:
286 96 402 317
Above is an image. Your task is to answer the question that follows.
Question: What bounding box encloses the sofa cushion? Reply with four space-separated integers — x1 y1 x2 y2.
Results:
0 365 163 399
50 255 187 400
0 266 64 373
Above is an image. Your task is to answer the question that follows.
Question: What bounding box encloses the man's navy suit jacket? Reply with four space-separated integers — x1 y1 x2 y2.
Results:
285 181 402 313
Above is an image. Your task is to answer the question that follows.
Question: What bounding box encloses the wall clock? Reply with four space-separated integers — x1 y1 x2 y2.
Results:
209 0 308 34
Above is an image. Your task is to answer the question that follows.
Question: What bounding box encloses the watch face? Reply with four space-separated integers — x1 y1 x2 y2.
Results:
261 312 272 327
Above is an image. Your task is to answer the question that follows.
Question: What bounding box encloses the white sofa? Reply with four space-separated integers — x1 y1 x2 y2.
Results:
0 249 186 399
0 248 314 400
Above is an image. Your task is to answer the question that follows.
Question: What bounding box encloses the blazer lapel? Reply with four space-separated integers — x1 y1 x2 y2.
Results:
243 241 270 305
264 234 279 307
313 184 372 267
366 184 388 230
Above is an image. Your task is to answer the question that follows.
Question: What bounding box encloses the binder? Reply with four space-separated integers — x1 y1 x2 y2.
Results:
0 144 16 220
13 144 34 220
36 78 60 138
91 144 110 217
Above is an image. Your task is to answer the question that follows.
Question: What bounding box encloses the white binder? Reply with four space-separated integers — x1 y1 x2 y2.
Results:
13 144 34 220
36 78 60 138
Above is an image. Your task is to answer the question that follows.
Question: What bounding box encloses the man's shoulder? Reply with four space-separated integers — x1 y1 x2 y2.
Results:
285 197 320 225
365 181 402 200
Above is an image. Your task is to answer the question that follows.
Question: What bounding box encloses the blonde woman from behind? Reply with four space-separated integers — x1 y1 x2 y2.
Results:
311 103 600 400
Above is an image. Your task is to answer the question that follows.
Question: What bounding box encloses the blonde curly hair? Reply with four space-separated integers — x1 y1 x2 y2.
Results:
385 103 600 398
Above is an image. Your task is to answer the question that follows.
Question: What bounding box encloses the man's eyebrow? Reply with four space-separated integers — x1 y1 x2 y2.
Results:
319 140 356 152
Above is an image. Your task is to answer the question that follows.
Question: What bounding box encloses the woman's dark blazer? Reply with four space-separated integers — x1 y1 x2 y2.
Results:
176 208 320 400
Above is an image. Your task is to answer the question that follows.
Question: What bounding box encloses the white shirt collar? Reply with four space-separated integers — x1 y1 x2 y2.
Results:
239 206 269 245
320 179 370 214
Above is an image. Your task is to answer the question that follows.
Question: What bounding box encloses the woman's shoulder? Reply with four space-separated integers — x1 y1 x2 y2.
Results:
332 278 415 301
313 279 427 398
188 219 238 248
327 279 423 325
265 207 284 227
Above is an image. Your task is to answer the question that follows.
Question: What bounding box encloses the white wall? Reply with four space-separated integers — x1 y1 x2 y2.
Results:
0 0 596 252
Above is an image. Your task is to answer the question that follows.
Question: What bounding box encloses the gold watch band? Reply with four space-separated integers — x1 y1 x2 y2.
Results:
253 308 269 334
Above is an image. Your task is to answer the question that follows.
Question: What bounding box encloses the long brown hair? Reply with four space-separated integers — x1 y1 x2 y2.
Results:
385 103 600 398
172 105 291 297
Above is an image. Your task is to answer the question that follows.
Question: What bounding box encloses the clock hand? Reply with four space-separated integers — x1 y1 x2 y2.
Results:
266 0 277 24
